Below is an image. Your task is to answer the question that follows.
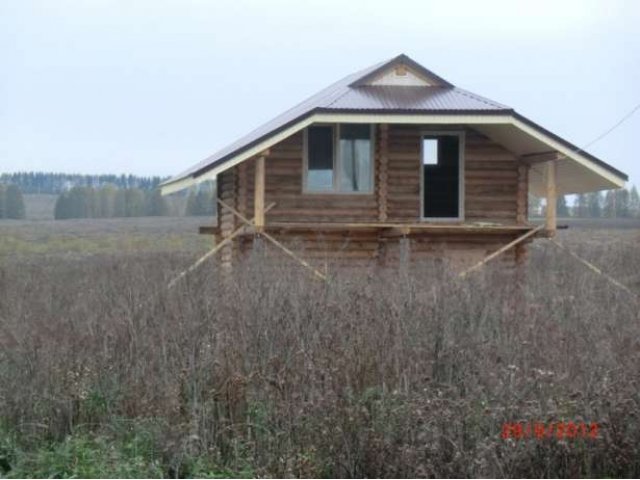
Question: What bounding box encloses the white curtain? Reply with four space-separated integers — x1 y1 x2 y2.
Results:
340 138 371 192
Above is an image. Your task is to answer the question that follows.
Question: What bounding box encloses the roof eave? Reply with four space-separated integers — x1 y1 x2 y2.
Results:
160 110 627 195
512 112 628 182
188 108 512 179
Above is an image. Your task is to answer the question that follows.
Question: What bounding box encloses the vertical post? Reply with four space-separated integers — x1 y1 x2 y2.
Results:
377 124 389 222
254 154 266 232
545 160 557 235
399 237 410 274
219 170 237 273
516 163 528 225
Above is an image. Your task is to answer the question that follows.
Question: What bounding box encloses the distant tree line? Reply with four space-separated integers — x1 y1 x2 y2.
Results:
530 185 640 218
185 183 216 216
0 184 26 219
54 186 168 219
53 182 216 219
0 172 168 194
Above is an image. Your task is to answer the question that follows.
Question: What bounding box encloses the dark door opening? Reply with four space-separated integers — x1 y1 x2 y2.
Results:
422 135 460 218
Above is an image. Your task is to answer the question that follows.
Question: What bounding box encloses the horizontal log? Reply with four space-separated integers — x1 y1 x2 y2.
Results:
199 225 221 235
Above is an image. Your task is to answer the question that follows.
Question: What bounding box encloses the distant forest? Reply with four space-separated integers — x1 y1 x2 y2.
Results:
0 172 217 219
0 172 168 194
1 171 638 221
530 186 640 219
0 184 26 219
54 183 215 219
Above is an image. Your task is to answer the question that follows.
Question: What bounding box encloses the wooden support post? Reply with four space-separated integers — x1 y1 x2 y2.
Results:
377 124 389 222
376 238 387 268
254 155 266 232
516 163 528 225
218 170 237 272
237 161 248 218
545 160 557 235
515 243 528 270
399 237 410 274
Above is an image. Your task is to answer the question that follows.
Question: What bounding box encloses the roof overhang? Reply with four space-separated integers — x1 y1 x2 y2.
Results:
160 112 627 196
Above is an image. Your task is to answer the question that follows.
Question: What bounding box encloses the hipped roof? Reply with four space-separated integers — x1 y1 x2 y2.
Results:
161 54 627 195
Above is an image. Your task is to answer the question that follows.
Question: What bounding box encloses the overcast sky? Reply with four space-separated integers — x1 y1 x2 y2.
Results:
1 0 639 187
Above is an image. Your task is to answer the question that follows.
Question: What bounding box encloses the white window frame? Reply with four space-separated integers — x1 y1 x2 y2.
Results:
420 130 465 222
302 124 375 195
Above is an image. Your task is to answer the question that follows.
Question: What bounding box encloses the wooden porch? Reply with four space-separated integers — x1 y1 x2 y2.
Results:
200 221 540 237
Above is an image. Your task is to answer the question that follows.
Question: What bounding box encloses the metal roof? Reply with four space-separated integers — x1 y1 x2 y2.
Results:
161 54 627 191
320 85 509 111
166 58 390 183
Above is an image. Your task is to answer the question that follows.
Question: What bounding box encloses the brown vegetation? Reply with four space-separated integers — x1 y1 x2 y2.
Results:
0 228 639 477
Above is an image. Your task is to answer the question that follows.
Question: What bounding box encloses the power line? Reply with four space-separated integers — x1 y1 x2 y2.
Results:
579 101 640 153
530 101 640 182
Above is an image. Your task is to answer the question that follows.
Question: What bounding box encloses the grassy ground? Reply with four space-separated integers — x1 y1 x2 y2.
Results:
0 217 639 478
0 216 212 259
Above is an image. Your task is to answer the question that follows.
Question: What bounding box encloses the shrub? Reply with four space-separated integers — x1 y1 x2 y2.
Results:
0 234 639 477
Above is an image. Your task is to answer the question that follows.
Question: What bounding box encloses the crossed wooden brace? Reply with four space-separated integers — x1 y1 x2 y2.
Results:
216 198 327 281
168 198 326 289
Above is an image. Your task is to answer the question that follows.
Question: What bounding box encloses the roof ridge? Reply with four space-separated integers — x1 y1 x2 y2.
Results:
354 84 451 89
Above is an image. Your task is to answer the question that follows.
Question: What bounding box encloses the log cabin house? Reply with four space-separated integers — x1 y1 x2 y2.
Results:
161 54 627 275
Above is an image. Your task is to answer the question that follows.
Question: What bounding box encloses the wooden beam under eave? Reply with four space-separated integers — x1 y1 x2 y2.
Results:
254 155 266 232
521 151 560 164
545 160 557 235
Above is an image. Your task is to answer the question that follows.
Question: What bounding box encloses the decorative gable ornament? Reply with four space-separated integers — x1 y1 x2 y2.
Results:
366 64 434 87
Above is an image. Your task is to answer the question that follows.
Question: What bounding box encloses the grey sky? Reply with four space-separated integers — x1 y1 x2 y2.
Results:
1 0 639 187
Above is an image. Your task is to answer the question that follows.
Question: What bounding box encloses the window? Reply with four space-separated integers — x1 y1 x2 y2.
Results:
421 134 462 219
339 124 373 192
305 124 373 193
422 138 439 165
307 126 334 191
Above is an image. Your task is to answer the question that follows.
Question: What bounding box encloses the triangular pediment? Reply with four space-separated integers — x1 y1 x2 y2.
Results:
366 64 433 86
350 54 453 88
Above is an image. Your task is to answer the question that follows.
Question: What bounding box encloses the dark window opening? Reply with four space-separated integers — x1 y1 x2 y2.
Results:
307 126 334 191
422 135 460 218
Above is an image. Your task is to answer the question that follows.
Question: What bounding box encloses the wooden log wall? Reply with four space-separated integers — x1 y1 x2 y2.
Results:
384 233 522 272
464 130 522 223
217 169 237 270
216 124 530 269
386 125 421 221
238 132 379 223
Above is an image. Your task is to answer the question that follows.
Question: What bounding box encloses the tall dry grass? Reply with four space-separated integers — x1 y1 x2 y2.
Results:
0 234 639 477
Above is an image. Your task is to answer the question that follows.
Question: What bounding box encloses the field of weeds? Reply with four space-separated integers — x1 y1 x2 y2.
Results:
0 218 639 478
0 217 210 259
